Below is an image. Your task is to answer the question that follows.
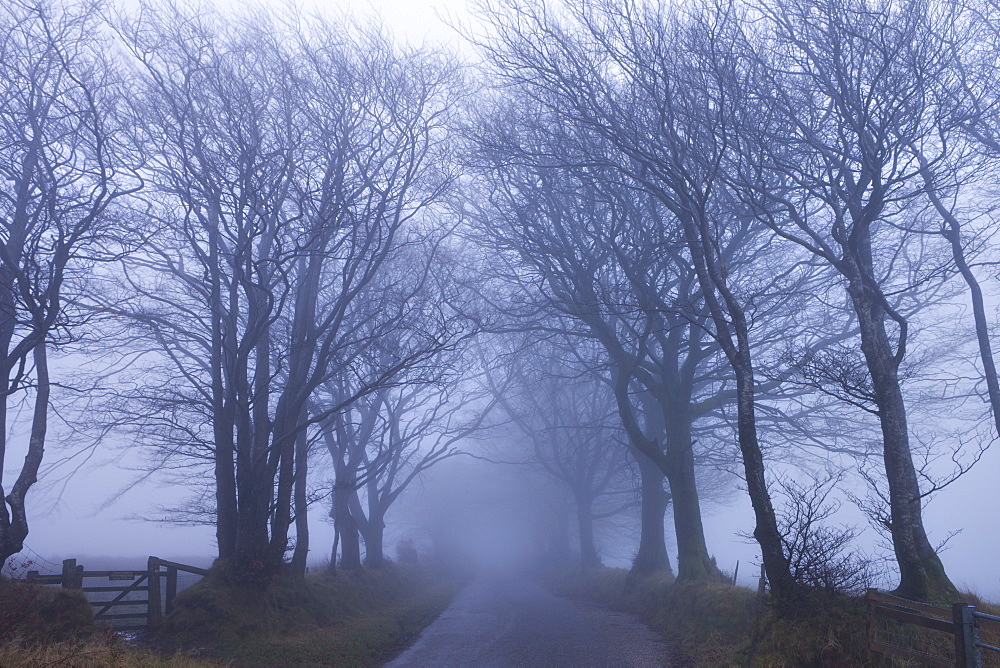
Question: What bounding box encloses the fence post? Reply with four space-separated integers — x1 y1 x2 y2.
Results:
165 566 177 616
60 559 79 589
953 603 981 668
147 556 162 629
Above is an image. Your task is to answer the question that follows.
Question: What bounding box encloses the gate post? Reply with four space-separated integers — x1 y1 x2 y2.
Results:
165 566 178 615
147 556 162 629
60 559 79 589
953 603 981 668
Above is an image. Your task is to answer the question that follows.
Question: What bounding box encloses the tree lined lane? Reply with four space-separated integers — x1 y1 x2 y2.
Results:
387 574 673 667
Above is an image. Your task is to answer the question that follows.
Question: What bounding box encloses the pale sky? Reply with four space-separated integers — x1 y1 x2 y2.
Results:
288 0 473 49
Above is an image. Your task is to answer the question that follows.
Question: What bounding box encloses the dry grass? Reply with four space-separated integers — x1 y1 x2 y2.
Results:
554 568 1000 666
1 562 459 667
157 563 461 665
548 568 932 666
0 633 214 667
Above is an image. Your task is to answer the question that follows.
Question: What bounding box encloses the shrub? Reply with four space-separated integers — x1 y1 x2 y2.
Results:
397 538 419 564
774 473 876 596
0 579 94 643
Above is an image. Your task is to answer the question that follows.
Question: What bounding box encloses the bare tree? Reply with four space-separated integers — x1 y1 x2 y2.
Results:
110 3 464 580
0 0 138 568
350 367 495 568
112 4 299 579
319 381 387 572
298 236 480 571
728 0 963 599
467 0 802 598
773 472 874 596
902 0 1000 442
462 127 694 578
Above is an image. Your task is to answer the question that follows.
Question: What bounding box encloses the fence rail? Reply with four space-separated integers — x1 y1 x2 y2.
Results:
977 612 1000 655
867 588 1000 667
25 556 207 631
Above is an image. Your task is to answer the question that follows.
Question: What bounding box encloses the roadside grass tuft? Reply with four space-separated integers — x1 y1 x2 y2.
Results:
739 591 867 667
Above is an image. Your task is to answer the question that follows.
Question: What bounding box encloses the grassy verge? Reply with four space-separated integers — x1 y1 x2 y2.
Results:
550 569 770 665
199 566 458 666
547 568 877 666
1 563 459 667
217 580 453 666
157 562 460 666
0 634 208 667
1 578 205 666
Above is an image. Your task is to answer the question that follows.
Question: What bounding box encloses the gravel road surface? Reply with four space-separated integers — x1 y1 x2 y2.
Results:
386 573 674 667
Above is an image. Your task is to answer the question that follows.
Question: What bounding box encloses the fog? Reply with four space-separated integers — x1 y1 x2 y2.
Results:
15 421 1000 599
2 0 999 614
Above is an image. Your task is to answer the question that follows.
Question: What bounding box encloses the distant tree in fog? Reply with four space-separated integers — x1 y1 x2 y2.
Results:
466 0 800 596
0 0 139 568
349 365 497 569
901 0 1000 443
463 81 798 582
486 334 635 569
306 242 483 572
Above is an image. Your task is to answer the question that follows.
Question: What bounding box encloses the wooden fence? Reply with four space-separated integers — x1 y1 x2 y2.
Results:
27 556 208 631
867 589 1000 667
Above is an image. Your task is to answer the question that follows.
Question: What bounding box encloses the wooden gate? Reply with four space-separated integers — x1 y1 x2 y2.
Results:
867 589 1000 667
27 556 209 631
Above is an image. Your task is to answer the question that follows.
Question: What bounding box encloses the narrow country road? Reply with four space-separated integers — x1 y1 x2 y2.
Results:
386 573 674 667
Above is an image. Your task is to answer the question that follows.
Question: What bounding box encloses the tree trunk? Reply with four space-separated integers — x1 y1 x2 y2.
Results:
846 270 955 601
269 254 322 571
362 518 386 568
290 425 310 576
0 269 13 568
328 510 339 576
915 154 1000 440
351 489 386 568
209 213 238 562
232 300 275 582
336 487 362 570
630 450 672 578
678 209 794 601
732 346 794 599
548 500 572 565
1 342 49 565
646 391 718 582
